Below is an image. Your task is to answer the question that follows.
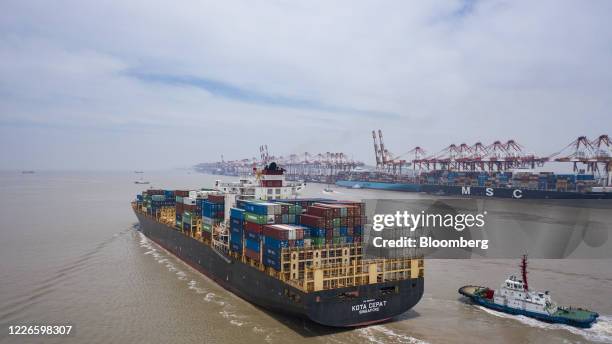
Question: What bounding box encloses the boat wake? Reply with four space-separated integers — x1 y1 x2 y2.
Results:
477 306 612 343
356 325 429 344
138 232 263 331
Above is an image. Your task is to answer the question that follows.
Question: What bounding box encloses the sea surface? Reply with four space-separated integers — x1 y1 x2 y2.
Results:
0 170 611 344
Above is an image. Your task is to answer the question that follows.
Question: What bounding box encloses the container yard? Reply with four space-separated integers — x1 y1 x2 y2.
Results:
132 163 424 326
334 133 612 199
195 145 365 183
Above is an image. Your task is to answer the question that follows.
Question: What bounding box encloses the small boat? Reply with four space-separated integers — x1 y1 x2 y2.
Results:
459 255 599 328
351 183 362 189
21 170 35 174
134 172 150 185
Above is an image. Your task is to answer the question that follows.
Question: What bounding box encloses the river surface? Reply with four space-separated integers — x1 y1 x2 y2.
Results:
0 170 611 344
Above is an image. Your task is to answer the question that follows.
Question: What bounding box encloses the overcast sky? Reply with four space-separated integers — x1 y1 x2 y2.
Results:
1 0 611 170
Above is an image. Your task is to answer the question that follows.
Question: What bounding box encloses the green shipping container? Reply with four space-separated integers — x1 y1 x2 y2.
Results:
312 237 325 246
244 212 267 225
333 218 341 228
340 207 348 217
202 223 212 232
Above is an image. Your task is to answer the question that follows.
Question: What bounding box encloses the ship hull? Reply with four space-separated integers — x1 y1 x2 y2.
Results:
336 180 612 199
134 211 424 327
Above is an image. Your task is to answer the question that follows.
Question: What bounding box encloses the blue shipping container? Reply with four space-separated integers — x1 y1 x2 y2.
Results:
231 242 242 253
245 238 260 252
230 208 246 220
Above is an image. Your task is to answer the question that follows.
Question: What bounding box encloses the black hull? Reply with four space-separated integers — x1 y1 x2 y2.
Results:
134 211 424 327
420 184 612 199
336 179 612 199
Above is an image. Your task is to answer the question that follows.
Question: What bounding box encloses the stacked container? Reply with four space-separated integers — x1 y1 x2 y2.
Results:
201 194 225 240
262 224 306 270
299 202 365 245
229 208 245 253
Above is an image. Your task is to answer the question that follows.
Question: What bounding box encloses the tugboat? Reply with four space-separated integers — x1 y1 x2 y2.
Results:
459 255 599 328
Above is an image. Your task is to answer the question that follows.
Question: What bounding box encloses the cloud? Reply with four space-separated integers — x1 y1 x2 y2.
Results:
126 70 400 119
0 0 611 169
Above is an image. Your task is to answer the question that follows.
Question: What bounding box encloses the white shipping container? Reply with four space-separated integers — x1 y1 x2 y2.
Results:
202 217 214 225
267 214 276 224
189 191 198 198
288 229 296 240
183 197 196 205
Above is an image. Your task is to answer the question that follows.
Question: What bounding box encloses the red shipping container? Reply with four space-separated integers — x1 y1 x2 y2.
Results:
300 214 324 228
308 205 333 218
263 224 304 240
245 222 264 234
245 248 260 261
175 190 189 197
207 194 225 204
325 229 334 239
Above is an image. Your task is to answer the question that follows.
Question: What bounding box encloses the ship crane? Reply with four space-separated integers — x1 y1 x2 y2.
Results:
551 136 598 173
424 143 461 171
483 140 508 171
396 146 428 170
551 135 612 185
591 135 612 185
456 143 474 171
373 129 407 174
469 142 488 171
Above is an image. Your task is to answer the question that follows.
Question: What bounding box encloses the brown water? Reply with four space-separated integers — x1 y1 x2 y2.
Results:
0 170 611 344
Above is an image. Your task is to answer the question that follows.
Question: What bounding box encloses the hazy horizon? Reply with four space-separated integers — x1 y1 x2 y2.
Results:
2 1 611 170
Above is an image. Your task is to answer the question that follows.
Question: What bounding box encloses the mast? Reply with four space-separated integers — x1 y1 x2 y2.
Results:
521 254 529 291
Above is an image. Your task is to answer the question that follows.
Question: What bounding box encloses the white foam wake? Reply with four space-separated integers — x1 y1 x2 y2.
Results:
356 325 429 344
477 306 612 343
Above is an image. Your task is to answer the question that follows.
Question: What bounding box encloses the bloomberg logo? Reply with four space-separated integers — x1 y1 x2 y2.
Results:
461 186 523 199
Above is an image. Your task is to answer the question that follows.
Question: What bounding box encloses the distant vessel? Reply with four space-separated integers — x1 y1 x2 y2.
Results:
459 256 599 328
337 171 612 199
134 172 150 185
21 170 35 174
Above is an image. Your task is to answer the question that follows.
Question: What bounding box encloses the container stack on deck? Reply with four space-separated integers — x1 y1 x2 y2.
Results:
226 198 366 272
135 189 372 274
135 189 176 223
201 194 225 241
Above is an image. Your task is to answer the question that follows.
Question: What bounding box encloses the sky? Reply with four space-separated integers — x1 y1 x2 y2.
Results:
1 0 611 170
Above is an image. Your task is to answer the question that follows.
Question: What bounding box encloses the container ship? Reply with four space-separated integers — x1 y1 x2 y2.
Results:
336 170 612 199
132 163 424 327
